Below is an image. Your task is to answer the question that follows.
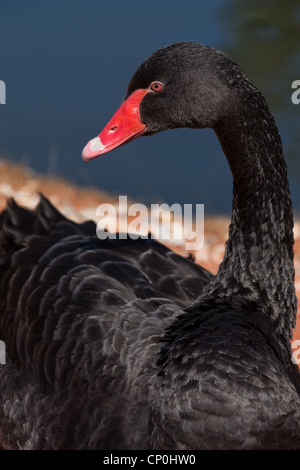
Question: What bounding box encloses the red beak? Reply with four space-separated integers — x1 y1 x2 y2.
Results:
82 89 149 162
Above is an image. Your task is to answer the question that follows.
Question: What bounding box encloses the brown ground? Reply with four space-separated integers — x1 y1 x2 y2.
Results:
1 159 300 349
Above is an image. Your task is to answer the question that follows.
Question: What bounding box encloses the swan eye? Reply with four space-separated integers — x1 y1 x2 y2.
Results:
150 82 164 92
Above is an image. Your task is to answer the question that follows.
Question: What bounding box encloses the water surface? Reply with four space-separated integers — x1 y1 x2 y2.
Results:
0 0 299 213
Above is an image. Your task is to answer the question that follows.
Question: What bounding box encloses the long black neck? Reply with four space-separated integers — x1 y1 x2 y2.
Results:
206 90 297 346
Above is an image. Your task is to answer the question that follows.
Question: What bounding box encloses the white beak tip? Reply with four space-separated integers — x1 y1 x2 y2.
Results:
82 136 105 162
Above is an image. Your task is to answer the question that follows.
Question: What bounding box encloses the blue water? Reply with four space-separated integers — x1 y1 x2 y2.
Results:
0 0 299 214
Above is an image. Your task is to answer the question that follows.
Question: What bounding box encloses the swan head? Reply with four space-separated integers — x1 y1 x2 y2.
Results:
82 42 246 162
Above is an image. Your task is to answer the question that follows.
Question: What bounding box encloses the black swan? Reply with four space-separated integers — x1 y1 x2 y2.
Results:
0 41 300 450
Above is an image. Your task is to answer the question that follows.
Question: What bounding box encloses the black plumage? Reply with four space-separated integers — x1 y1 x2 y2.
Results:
0 42 300 449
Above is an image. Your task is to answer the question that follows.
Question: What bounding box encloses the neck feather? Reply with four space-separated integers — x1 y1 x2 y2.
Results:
207 91 297 345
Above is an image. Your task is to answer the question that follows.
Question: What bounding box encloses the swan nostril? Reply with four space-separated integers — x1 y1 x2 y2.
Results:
108 126 118 134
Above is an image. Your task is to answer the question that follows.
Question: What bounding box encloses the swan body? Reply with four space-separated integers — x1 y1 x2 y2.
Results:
0 42 300 450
